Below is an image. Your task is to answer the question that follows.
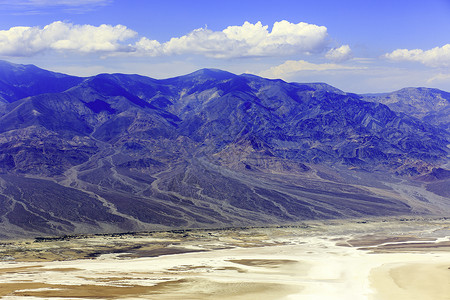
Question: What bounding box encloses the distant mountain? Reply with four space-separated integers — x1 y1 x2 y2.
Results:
0 61 448 238
0 60 83 104
362 87 450 130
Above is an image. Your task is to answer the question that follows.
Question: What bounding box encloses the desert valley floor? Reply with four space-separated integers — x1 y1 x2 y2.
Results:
0 217 449 300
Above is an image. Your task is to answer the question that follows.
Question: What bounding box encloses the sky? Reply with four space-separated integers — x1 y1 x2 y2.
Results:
0 0 449 93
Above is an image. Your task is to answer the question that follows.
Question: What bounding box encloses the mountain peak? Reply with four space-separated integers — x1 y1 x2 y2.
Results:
185 68 237 80
0 61 83 103
0 59 19 67
0 60 449 237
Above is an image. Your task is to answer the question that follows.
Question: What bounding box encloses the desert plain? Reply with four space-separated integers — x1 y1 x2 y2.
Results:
0 217 449 300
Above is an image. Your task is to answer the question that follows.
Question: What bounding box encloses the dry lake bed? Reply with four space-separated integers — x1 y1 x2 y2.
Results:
0 217 449 300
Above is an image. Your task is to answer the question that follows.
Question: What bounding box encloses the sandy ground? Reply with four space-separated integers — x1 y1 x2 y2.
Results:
0 218 449 299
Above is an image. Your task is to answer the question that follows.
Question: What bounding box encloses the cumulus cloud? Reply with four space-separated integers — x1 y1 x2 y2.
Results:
325 45 352 62
157 27 245 58
0 20 330 58
258 60 365 79
0 21 136 56
385 44 450 67
132 20 329 58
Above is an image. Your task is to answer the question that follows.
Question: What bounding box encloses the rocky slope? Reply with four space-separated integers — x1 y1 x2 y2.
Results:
0 60 83 105
0 61 448 238
362 87 450 130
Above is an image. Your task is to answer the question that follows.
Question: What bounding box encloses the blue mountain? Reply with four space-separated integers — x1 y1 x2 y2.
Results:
0 61 448 238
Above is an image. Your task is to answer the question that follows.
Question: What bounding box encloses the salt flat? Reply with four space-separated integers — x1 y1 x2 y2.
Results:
0 218 449 299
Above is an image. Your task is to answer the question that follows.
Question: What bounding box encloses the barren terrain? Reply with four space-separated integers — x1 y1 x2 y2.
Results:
0 218 449 299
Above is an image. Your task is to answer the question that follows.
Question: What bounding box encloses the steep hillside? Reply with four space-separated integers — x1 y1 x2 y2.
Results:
0 62 448 238
0 60 83 104
362 87 450 130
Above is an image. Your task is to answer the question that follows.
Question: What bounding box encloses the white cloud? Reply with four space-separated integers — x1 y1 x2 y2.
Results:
258 60 366 79
325 45 352 62
384 44 450 67
134 38 163 56
0 21 136 56
258 60 365 80
158 27 245 58
0 20 329 58
133 20 329 58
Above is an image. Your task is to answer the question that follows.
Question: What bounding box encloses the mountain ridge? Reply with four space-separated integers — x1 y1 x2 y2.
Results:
361 87 450 131
0 60 448 238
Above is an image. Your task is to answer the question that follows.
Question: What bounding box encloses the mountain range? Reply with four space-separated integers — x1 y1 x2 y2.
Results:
0 60 448 238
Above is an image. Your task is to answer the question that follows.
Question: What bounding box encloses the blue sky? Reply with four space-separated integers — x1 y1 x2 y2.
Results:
0 0 449 93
